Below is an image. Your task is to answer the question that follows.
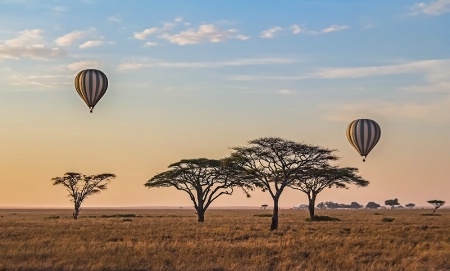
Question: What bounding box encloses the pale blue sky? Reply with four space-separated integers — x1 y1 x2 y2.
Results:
0 0 449 208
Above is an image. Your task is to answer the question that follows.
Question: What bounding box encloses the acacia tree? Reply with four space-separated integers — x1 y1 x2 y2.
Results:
52 172 116 219
385 198 400 209
405 203 416 209
290 166 368 220
231 137 337 231
145 158 254 222
366 202 381 209
427 200 445 214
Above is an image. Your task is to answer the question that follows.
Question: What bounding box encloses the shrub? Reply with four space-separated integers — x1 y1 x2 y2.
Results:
306 215 341 222
382 217 395 222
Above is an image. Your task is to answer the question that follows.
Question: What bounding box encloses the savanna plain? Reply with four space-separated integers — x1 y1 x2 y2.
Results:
0 208 449 271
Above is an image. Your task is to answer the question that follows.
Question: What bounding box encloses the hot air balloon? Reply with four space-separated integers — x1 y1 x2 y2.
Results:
74 69 108 113
346 119 381 162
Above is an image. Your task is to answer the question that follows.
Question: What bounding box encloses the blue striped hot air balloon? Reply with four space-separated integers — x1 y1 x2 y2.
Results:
346 119 381 162
74 69 108 113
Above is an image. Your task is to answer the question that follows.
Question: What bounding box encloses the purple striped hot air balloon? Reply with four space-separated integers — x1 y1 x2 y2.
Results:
346 119 381 162
74 69 108 113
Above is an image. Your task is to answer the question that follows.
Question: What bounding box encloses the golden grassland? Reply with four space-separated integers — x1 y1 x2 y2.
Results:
0 208 449 271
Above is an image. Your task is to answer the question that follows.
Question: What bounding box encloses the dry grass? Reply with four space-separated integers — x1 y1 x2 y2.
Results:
0 208 449 271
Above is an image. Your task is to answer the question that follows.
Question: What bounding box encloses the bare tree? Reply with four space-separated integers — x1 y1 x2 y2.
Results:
427 200 445 214
52 172 116 219
145 158 254 222
231 137 337 231
290 166 368 220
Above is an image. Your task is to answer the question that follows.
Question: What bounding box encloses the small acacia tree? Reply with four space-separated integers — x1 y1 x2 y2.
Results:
231 137 337 231
52 172 116 219
366 202 381 209
385 198 400 209
290 166 368 220
145 158 254 222
427 200 445 214
405 203 416 209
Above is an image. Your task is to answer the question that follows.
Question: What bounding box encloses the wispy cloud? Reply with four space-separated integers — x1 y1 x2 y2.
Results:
107 16 122 23
291 24 302 34
260 24 349 38
230 59 450 93
54 29 93 47
117 57 299 70
161 24 245 45
410 0 450 15
304 24 350 35
79 40 103 49
9 73 71 89
133 18 249 46
277 89 296 95
54 29 110 49
321 24 350 33
134 28 159 40
325 97 450 123
67 60 102 71
143 41 158 47
0 29 63 61
309 59 449 79
260 27 282 39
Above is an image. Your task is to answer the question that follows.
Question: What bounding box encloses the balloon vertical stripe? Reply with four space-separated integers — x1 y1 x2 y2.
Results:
74 69 108 113
346 119 381 162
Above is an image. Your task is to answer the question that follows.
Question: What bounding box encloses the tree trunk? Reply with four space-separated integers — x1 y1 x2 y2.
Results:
308 194 316 220
195 188 206 223
197 209 205 222
270 197 279 231
73 204 80 220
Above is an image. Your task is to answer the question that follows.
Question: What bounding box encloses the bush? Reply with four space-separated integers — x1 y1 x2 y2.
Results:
382 217 395 222
306 215 341 222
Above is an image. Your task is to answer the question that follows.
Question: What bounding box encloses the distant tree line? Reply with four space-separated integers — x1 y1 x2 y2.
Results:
317 201 363 209
314 201 418 210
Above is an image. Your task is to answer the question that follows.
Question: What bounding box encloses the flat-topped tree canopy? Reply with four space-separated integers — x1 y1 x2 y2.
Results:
145 157 255 222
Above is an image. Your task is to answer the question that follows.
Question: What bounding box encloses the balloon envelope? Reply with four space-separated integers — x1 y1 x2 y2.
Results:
346 119 381 162
74 69 108 113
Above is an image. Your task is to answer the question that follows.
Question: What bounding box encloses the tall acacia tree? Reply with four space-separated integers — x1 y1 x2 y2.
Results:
231 137 337 231
52 172 116 219
289 166 368 220
145 158 254 222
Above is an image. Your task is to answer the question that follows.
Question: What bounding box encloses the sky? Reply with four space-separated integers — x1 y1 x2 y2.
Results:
0 0 449 209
